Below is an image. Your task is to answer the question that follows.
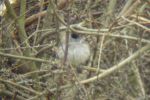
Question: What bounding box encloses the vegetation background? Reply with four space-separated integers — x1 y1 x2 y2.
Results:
0 0 150 100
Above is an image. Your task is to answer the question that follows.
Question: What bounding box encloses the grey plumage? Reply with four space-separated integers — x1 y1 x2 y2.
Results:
57 34 90 66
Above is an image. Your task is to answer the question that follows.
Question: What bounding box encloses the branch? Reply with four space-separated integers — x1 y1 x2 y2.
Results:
80 44 150 84
0 51 53 63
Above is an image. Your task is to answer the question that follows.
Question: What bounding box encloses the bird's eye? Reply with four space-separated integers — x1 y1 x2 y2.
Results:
71 33 79 39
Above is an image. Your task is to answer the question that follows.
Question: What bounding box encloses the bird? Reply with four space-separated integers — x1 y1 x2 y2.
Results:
57 33 90 66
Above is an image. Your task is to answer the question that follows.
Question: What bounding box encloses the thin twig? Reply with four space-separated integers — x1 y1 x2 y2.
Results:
0 51 54 63
121 16 150 31
0 79 41 95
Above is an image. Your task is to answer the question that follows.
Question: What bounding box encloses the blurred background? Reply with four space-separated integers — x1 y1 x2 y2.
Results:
0 0 150 100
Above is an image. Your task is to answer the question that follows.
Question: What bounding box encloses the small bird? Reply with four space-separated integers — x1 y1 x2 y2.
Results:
57 33 90 66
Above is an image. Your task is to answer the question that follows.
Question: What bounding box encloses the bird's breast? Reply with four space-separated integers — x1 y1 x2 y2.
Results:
57 42 90 66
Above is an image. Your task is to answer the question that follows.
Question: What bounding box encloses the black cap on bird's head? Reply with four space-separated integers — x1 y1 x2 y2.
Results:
0 0 3 4
71 33 79 39
70 33 82 43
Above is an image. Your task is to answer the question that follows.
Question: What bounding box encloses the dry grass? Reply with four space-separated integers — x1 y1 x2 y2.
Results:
0 0 150 100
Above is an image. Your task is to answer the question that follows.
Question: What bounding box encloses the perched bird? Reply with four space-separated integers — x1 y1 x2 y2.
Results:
57 33 90 66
